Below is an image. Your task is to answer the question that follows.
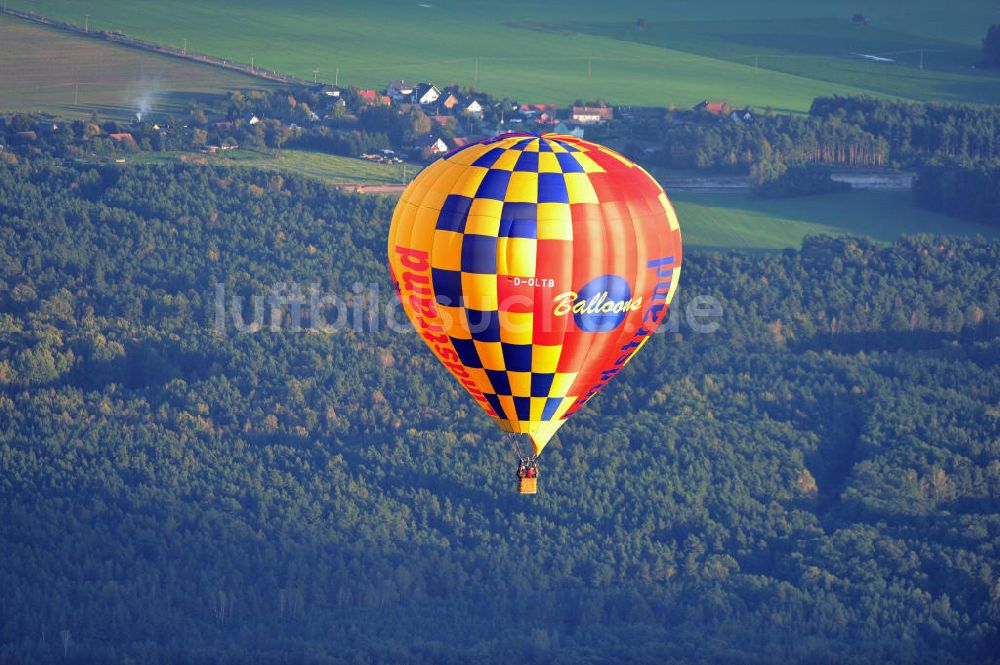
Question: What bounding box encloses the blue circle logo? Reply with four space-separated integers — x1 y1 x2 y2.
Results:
574 275 633 332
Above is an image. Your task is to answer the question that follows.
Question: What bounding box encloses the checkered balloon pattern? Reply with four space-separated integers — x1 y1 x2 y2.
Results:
388 132 682 455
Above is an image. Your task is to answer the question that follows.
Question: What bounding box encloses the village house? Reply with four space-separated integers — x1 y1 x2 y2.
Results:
108 132 138 146
439 91 460 110
571 106 614 124
315 84 342 98
521 103 556 115
423 136 449 154
730 106 755 123
694 100 728 116
387 80 415 100
414 83 440 105
463 99 484 119
358 90 392 106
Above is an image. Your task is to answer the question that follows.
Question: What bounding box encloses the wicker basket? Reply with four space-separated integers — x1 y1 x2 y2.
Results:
518 477 538 495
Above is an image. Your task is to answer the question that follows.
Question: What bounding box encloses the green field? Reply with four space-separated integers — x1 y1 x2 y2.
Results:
590 16 1000 106
7 0 1000 111
237 150 414 185
131 148 416 185
0 14 277 119
672 189 999 250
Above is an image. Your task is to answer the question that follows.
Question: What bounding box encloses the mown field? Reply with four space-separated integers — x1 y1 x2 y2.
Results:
6 0 1000 111
672 189 1000 250
0 14 277 119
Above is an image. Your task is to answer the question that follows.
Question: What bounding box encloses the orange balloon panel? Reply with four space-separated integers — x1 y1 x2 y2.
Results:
388 133 682 455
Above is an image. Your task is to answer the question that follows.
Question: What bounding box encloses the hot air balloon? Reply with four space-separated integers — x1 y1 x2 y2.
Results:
387 132 681 493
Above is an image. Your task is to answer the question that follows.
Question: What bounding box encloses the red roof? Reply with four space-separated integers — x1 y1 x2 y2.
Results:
451 137 469 148
696 101 727 116
520 103 555 112
358 89 377 102
109 133 136 143
430 115 452 127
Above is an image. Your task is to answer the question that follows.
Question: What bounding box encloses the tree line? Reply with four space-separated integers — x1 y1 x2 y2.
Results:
809 96 1000 166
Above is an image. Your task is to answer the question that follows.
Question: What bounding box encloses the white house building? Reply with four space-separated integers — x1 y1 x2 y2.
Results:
414 83 441 105
425 137 449 154
464 99 484 119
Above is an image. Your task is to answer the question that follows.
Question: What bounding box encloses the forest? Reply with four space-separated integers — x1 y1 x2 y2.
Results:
0 153 999 664
808 96 1000 166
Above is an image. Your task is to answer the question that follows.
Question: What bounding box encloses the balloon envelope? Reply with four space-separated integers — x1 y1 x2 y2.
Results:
388 133 681 455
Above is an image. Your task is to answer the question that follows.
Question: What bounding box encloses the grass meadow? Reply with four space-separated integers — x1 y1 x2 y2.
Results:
132 149 416 185
672 189 1000 250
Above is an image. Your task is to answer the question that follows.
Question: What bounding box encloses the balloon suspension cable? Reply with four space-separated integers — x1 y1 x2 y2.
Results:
506 434 535 465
